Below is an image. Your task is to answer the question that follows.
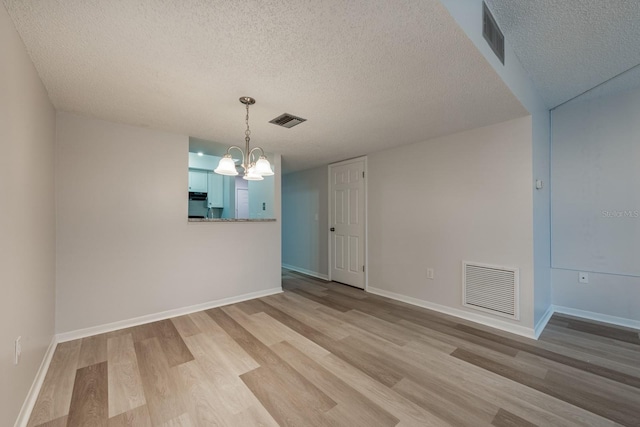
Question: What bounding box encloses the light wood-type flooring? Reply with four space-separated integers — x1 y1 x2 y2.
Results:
28 270 640 426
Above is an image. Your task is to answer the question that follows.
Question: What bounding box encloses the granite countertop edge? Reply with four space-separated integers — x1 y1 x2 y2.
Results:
188 218 277 222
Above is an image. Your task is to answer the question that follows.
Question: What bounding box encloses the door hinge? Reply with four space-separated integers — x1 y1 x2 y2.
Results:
362 171 365 178
362 265 365 272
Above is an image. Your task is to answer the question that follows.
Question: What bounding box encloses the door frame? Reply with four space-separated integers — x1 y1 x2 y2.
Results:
327 156 368 290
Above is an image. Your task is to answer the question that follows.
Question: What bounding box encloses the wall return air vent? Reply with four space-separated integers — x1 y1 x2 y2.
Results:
463 261 519 320
482 2 505 65
269 113 307 128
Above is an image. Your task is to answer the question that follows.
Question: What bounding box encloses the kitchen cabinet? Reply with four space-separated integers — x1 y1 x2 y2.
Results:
207 172 223 208
188 170 207 192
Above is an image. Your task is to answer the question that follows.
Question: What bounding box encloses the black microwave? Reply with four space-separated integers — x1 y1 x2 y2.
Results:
189 192 207 201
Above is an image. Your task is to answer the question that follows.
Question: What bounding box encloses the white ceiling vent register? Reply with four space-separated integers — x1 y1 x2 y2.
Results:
482 2 505 65
269 113 307 128
463 261 519 320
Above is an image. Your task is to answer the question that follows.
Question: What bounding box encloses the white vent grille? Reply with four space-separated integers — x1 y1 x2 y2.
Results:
463 261 519 320
269 113 307 128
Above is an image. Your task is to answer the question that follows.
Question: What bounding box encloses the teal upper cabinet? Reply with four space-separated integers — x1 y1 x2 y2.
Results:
189 152 219 170
188 169 208 192
207 172 223 208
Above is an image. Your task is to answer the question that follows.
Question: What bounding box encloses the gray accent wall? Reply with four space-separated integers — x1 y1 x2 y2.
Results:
282 166 329 278
0 4 56 425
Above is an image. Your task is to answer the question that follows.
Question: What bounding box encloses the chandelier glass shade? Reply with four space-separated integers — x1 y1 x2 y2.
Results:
214 97 273 181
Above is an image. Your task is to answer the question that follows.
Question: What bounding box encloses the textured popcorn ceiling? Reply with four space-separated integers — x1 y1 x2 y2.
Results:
486 0 640 109
4 0 528 173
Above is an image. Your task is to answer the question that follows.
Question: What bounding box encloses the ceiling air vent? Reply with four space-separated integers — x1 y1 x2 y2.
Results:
482 2 505 65
269 113 307 128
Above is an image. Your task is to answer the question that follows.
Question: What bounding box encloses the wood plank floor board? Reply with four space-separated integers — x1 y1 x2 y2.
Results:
316 353 450 426
409 347 612 427
224 305 331 360
134 338 186 426
289 288 353 312
28 269 640 427
392 377 494 427
170 315 201 338
319 281 368 300
456 323 640 389
232 404 280 427
260 299 406 387
175 360 237 425
223 305 287 346
315 290 404 324
33 415 67 427
182 333 261 416
452 347 639 426
515 350 640 407
545 369 640 413
491 408 538 427
66 361 108 427
107 334 146 418
161 413 194 427
523 330 640 379
77 334 108 369
186 311 260 375
206 308 337 412
261 293 351 340
542 325 640 368
282 276 329 294
107 405 152 427
547 319 640 352
28 340 81 426
555 314 640 345
271 341 400 427
153 319 195 368
318 308 416 346
400 316 521 357
240 365 332 427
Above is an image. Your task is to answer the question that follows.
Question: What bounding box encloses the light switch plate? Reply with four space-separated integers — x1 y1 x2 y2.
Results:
426 268 434 280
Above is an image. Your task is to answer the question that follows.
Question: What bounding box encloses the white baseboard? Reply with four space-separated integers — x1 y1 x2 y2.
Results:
56 287 283 343
367 287 537 339
14 336 58 427
553 305 640 330
533 304 555 339
282 264 329 281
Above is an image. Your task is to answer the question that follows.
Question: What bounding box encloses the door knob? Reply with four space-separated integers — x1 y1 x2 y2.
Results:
330 227 335 232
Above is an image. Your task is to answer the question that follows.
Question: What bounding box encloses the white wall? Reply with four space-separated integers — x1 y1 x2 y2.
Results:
0 5 56 425
551 75 640 323
368 116 535 330
440 0 552 327
281 166 329 278
55 113 282 333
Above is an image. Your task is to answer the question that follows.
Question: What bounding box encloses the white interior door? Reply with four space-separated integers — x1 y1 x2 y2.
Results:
236 188 249 218
329 158 366 289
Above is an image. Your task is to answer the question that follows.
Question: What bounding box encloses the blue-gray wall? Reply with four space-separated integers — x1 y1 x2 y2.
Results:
282 166 329 278
551 68 640 325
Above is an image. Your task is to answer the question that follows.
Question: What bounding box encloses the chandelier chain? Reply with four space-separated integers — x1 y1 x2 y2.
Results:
245 102 251 143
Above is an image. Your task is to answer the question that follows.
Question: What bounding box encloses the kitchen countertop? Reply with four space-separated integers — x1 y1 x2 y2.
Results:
188 218 276 222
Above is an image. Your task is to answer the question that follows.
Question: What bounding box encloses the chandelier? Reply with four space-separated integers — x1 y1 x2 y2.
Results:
214 97 274 180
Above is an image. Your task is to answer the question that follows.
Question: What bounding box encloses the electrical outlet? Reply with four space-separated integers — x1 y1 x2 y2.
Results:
426 268 434 280
14 336 21 365
579 272 589 284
